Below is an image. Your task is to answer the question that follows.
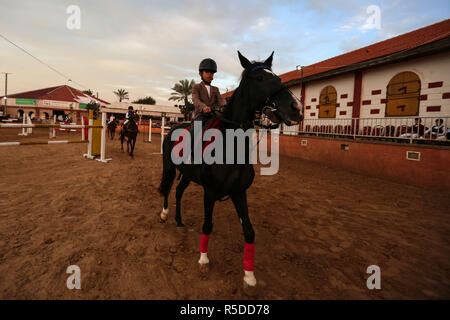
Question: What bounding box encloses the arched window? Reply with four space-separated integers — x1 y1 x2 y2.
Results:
386 71 420 117
319 86 337 118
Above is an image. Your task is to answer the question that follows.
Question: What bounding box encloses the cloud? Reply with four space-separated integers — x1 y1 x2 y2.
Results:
251 17 273 31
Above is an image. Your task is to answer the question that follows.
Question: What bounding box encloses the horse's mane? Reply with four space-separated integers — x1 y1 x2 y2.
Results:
224 60 268 118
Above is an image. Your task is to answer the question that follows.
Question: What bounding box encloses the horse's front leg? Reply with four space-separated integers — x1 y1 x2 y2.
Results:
175 176 190 227
231 191 257 295
131 137 136 156
198 192 215 273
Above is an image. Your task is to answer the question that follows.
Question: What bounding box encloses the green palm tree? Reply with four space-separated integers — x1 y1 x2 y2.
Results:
169 79 195 120
113 89 129 102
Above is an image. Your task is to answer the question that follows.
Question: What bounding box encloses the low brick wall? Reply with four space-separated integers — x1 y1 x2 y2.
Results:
270 135 450 190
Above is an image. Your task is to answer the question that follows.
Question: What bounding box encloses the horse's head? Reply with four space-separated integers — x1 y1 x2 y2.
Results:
229 51 303 127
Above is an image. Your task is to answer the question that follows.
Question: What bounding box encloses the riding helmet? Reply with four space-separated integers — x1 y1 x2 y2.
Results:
199 58 217 73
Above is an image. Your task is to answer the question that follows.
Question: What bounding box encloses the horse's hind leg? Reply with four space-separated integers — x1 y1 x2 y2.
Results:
230 191 257 295
130 137 136 157
198 192 216 272
175 176 190 227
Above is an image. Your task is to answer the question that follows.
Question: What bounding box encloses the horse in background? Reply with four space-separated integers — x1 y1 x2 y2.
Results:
120 117 138 157
107 120 118 140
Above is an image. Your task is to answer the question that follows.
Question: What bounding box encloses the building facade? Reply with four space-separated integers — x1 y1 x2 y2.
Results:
223 19 450 138
1 85 109 122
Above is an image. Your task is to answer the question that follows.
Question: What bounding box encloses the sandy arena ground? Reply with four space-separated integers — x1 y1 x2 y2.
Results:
0 128 449 299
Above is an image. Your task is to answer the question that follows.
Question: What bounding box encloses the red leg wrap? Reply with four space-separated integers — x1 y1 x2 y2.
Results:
199 233 210 253
243 242 255 271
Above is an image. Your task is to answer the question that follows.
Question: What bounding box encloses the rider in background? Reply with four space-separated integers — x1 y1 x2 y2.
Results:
192 58 226 125
108 114 115 124
123 106 135 133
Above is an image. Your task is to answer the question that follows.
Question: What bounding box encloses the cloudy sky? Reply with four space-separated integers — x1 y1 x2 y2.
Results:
0 0 448 105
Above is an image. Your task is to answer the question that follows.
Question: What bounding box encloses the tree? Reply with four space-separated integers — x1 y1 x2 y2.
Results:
69 105 74 121
86 100 100 119
176 103 194 121
133 96 156 105
113 89 129 102
83 89 94 96
169 79 195 120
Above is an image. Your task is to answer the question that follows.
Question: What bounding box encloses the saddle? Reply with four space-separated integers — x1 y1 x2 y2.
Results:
124 119 138 133
174 117 222 160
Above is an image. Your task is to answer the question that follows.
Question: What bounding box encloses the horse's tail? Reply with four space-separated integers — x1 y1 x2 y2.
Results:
158 134 176 197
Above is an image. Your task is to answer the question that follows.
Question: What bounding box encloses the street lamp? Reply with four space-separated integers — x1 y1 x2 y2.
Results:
296 65 305 115
2 96 7 116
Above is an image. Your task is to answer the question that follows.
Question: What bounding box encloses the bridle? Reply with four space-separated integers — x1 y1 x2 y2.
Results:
211 64 290 130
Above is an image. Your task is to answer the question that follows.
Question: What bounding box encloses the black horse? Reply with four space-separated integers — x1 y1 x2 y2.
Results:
107 120 118 140
120 117 138 157
158 51 302 294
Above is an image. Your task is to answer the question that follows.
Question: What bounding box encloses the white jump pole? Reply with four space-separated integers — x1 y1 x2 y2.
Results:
81 116 85 141
96 112 112 163
83 112 94 159
148 118 152 142
50 115 56 139
153 116 169 154
18 115 27 136
160 116 165 153
26 115 32 135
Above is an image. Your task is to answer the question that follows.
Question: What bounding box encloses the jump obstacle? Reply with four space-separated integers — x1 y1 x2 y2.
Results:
0 110 111 163
13 114 85 139
150 117 171 154
143 119 152 143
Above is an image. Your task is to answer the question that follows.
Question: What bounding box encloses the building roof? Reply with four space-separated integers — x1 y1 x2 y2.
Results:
2 85 110 105
102 102 183 117
222 19 450 98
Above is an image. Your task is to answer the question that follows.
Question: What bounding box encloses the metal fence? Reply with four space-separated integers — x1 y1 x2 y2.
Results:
279 116 450 144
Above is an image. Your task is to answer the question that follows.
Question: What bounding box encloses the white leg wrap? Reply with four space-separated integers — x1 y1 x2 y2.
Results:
198 252 209 265
244 270 257 286
160 207 169 220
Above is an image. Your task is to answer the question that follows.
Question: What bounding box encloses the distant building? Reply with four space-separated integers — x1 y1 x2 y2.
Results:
1 85 109 121
102 102 184 122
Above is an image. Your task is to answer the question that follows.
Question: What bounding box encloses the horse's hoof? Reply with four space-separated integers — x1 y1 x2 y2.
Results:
160 208 169 222
242 279 258 297
176 222 185 227
199 262 209 274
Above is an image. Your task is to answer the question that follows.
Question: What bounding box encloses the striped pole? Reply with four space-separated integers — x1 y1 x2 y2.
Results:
1 111 111 163
0 140 88 147
0 123 103 129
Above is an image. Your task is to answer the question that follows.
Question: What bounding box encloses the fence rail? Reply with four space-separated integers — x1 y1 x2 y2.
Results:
279 116 450 143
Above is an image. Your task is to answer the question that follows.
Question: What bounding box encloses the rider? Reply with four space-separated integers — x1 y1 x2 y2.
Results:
108 114 115 125
123 106 135 133
192 58 226 124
